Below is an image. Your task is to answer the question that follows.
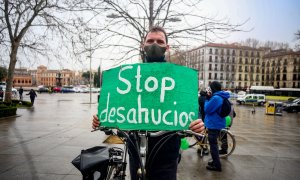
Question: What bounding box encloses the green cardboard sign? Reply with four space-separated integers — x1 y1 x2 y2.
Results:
98 63 198 131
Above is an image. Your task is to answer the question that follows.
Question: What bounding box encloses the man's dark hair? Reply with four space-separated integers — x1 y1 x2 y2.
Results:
144 26 168 43
209 81 222 94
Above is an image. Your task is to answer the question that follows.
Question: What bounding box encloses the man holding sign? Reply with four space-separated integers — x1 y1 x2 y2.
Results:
92 26 204 180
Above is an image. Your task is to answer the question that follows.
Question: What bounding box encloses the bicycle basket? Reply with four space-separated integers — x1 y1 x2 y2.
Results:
72 146 110 175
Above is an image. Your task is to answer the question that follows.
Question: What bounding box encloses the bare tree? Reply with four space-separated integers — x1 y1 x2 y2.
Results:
71 0 248 64
240 38 290 50
263 41 290 50
295 30 300 40
0 0 83 102
295 30 300 51
241 38 261 48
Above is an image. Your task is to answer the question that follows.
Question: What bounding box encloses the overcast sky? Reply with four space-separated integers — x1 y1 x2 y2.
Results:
88 0 300 71
13 0 300 72
201 0 300 45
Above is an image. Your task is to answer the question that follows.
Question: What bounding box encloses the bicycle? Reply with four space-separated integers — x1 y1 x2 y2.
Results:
185 128 236 158
72 127 204 180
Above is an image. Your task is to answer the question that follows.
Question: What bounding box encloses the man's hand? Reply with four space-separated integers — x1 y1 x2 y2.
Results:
92 114 100 129
189 119 205 133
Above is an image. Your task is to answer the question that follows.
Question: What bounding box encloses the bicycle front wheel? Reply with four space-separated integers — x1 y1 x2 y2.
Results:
106 165 123 180
218 129 236 158
186 136 198 148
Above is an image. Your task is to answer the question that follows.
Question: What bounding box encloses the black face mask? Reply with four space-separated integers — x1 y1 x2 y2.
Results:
144 43 167 62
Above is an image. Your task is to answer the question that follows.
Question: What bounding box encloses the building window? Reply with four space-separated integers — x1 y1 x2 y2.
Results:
214 73 217 79
220 64 224 71
239 74 242 81
277 75 280 81
227 49 230 55
245 58 248 64
239 58 242 63
209 64 212 70
215 56 218 63
209 73 212 79
283 67 287 73
232 57 235 63
244 74 248 81
239 66 242 72
282 74 286 81
215 49 218 55
209 48 212 54
232 50 236 56
214 64 218 71
293 74 297 81
209 56 212 62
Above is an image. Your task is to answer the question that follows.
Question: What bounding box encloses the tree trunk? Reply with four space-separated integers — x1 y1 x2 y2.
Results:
4 42 19 103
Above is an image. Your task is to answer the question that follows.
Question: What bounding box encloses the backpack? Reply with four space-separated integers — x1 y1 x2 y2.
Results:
216 95 231 118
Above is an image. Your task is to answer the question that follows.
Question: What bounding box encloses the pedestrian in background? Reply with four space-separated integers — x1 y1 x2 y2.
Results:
0 87 3 102
204 81 230 172
19 86 24 101
198 90 207 122
26 89 37 105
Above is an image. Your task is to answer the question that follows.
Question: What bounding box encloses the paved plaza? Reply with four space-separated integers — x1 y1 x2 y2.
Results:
0 93 299 180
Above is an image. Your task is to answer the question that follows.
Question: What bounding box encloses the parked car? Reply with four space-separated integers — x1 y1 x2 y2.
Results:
225 90 238 99
82 87 100 93
61 86 75 93
53 87 61 93
38 87 49 93
1 86 18 98
283 98 300 113
73 87 84 93
236 94 266 106
237 91 246 98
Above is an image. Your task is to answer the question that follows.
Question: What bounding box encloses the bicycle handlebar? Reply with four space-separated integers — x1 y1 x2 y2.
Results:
91 126 204 138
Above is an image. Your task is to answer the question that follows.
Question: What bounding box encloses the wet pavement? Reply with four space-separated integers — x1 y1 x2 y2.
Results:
0 93 299 180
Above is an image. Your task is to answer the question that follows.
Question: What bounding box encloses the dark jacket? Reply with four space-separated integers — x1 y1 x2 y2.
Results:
19 88 24 95
146 57 180 161
204 91 230 130
198 91 207 121
27 90 37 98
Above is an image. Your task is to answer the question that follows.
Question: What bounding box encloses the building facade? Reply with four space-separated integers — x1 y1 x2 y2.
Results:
170 43 300 90
35 65 76 87
13 68 32 87
262 50 300 88
12 66 79 87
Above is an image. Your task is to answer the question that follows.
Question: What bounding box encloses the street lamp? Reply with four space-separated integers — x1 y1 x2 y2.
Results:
86 28 96 104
